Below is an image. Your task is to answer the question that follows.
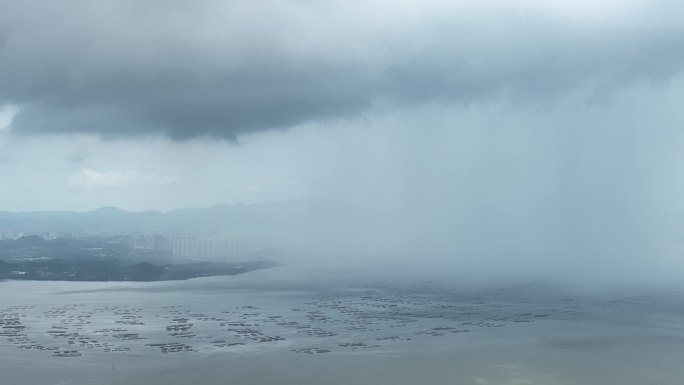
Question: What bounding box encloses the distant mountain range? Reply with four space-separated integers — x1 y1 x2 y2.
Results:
0 200 390 253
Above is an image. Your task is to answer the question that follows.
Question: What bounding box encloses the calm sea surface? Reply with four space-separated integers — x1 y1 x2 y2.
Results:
2 267 684 385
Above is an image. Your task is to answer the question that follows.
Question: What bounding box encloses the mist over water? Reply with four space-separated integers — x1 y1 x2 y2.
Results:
270 88 684 288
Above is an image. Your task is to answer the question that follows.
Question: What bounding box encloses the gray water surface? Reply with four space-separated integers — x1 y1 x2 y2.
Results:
2 268 684 385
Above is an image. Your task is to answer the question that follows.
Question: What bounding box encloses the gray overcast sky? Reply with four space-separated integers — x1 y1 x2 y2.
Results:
1 0 684 139
0 0 682 223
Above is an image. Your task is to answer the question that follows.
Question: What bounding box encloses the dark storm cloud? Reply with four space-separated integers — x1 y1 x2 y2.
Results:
1 0 684 139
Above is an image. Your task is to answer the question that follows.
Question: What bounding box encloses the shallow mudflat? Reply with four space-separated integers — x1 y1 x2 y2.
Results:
2 269 684 385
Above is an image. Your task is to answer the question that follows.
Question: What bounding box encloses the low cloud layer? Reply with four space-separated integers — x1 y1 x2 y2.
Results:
1 0 684 139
